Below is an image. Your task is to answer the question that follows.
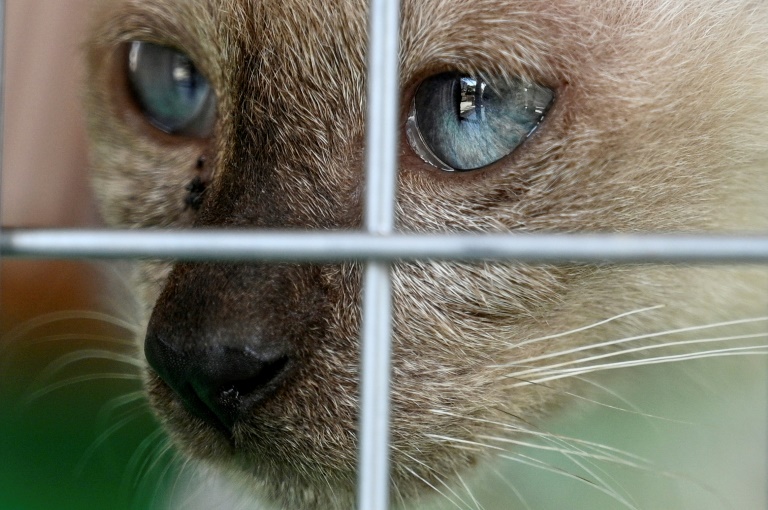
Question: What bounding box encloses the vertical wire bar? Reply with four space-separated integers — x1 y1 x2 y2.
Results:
0 0 6 293
358 0 400 508
0 0 4 188
0 0 4 181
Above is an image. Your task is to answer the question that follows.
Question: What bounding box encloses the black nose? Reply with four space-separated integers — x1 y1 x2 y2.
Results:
145 334 292 434
141 261 310 437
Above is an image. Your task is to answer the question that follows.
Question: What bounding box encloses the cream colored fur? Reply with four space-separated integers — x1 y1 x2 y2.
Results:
83 0 768 508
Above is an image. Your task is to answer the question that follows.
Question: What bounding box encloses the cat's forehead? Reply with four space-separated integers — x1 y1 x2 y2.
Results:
90 0 593 89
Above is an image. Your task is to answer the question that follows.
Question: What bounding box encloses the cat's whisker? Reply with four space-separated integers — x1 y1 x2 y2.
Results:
22 332 134 348
390 473 408 510
431 418 654 505
428 429 639 509
498 373 661 426
515 344 768 387
556 378 694 426
32 349 142 385
0 310 141 375
541 425 736 510
453 469 484 510
539 432 641 510
506 330 768 380
145 441 182 510
489 466 533 510
120 426 167 494
23 348 143 406
500 451 640 510
393 444 473 510
506 304 665 349
562 377 645 412
24 373 142 405
500 316 768 371
96 390 147 430
399 463 465 510
167 454 199 510
476 434 651 469
75 407 148 476
423 433 505 454
2 310 140 344
141 436 176 490
429 409 650 465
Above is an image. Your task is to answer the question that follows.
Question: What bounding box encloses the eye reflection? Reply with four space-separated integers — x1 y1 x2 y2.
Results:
458 76 487 122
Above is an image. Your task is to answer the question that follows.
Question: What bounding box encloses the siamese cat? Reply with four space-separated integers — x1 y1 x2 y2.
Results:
82 0 768 508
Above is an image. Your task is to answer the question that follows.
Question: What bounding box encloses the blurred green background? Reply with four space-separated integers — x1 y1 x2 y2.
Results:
1 261 177 510
0 2 165 506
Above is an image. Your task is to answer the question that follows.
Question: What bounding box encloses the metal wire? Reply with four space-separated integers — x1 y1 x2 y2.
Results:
0 0 5 290
3 229 768 264
358 0 400 508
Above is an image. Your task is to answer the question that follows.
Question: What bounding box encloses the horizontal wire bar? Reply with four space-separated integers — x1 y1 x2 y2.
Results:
2 228 768 264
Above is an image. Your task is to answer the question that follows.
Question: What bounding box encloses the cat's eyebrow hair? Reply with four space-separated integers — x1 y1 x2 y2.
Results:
92 7 179 43
397 0 585 87
87 1 209 55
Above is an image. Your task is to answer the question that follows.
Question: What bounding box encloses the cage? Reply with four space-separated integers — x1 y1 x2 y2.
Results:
1 0 767 509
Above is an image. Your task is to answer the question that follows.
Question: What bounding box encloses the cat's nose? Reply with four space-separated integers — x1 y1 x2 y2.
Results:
144 332 293 435
141 261 321 437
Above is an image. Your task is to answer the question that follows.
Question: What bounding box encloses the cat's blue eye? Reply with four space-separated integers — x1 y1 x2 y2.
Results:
406 73 554 171
127 41 216 137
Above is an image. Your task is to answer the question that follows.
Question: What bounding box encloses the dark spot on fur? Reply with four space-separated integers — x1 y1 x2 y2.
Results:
185 176 207 211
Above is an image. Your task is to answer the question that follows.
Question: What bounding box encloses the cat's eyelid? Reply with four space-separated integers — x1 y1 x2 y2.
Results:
405 106 455 172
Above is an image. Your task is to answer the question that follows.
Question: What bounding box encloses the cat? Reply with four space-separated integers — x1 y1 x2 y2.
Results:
82 0 768 508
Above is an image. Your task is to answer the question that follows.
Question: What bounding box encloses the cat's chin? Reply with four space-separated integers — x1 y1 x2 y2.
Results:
170 456 358 510
179 436 368 510
208 459 357 510
147 366 484 509
146 370 362 509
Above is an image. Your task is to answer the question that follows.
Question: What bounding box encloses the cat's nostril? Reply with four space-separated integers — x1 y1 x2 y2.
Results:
145 333 293 435
189 353 292 430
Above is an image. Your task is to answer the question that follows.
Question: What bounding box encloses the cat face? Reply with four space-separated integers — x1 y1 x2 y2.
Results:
83 0 768 507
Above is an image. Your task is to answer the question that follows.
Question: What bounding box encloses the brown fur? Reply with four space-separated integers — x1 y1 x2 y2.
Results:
83 0 768 508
